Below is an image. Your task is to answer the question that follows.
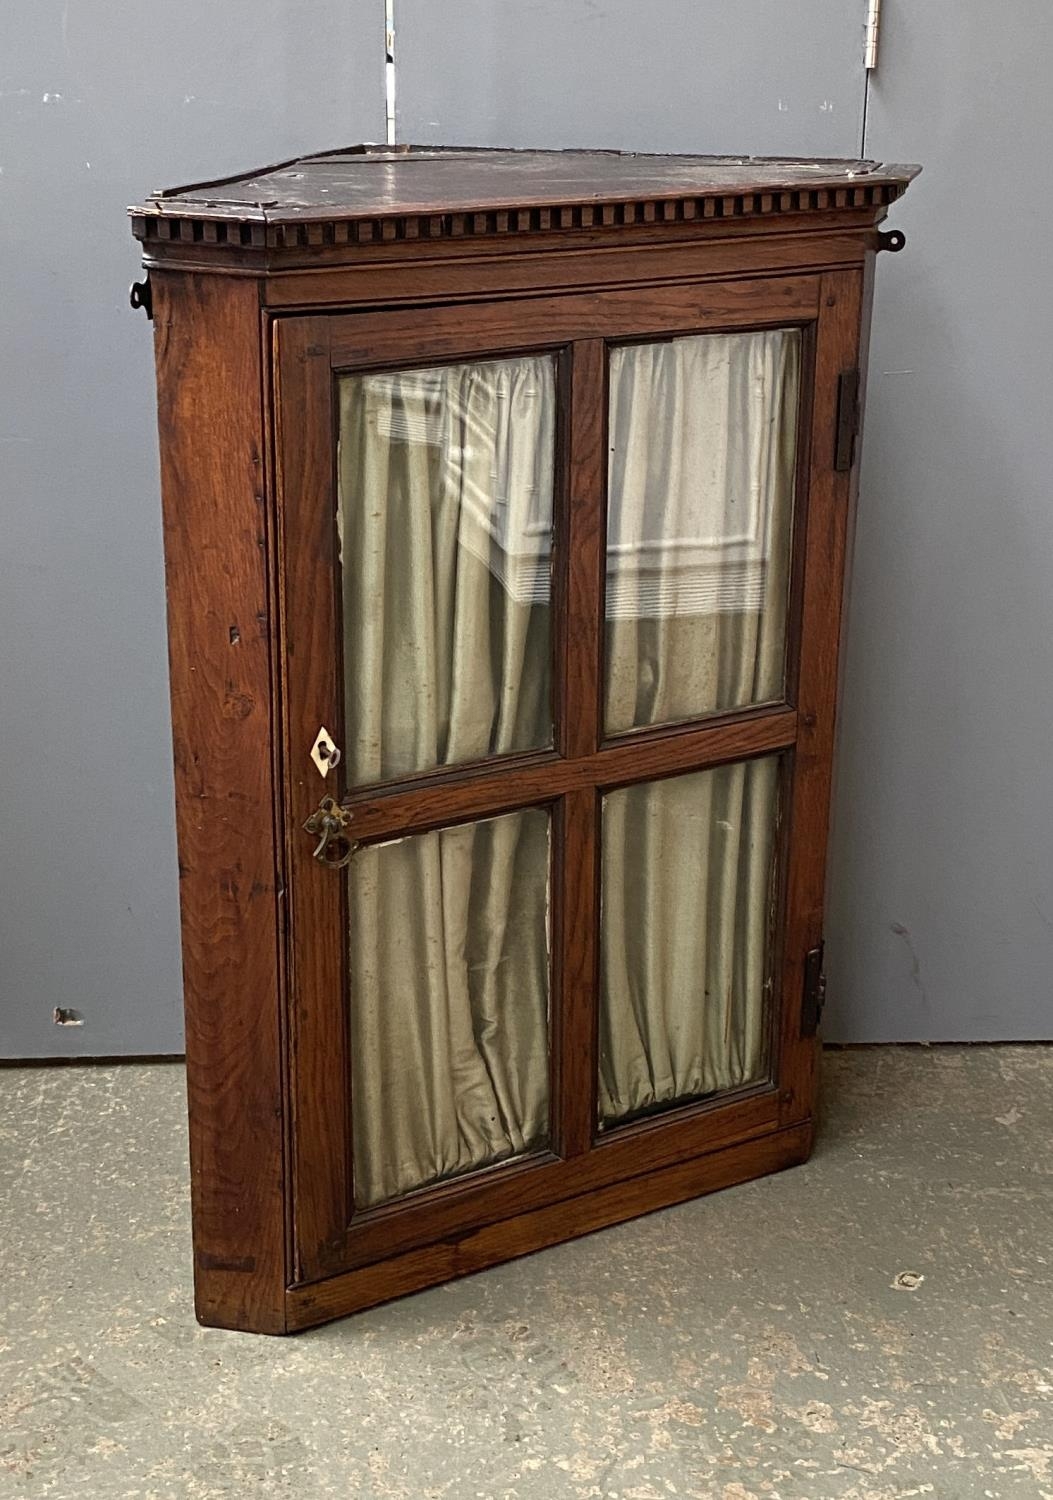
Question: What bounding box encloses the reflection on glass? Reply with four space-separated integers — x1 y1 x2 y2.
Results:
337 355 556 787
349 807 551 1209
599 756 779 1128
605 328 801 734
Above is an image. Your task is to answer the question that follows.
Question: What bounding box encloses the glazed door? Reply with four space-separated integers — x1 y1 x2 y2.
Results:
274 271 863 1286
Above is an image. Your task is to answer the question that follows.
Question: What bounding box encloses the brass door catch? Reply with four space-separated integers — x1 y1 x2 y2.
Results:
303 796 357 869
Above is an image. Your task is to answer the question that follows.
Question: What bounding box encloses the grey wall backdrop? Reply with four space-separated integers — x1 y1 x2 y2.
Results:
0 0 385 1056
2 0 1049 1054
395 0 865 157
825 0 1053 1040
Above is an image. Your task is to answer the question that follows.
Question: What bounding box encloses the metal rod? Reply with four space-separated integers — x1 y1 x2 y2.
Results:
864 0 881 70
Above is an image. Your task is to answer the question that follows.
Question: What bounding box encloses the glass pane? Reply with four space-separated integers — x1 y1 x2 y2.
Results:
599 756 779 1128
348 807 551 1209
337 355 556 787
605 328 801 734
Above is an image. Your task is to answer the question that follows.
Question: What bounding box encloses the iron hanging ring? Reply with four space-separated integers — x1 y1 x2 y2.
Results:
313 829 356 869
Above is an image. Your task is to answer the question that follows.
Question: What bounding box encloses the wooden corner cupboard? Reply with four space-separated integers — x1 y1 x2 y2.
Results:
129 145 919 1334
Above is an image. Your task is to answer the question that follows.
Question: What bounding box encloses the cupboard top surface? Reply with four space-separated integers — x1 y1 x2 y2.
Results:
129 145 919 254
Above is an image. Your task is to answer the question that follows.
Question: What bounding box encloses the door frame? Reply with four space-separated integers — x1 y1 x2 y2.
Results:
272 269 863 1286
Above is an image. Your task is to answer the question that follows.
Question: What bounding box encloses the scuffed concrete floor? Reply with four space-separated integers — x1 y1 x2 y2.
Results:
1 1048 1052 1499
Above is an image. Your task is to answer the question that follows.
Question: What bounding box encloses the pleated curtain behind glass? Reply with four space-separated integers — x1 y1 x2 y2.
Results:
600 328 800 1124
337 356 556 1208
336 332 801 1191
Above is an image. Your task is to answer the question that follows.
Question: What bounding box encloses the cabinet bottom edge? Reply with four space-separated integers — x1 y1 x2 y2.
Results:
279 1116 816 1334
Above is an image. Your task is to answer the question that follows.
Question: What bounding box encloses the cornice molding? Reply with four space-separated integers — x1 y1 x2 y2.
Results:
131 177 908 254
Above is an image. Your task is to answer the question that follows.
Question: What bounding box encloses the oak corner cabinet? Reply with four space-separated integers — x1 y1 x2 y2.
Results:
130 145 919 1334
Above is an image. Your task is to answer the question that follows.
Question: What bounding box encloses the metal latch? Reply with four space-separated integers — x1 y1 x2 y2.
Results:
303 796 357 869
801 943 827 1037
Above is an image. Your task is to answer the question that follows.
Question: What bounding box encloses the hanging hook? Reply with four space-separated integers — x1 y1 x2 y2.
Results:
875 229 906 254
130 278 153 319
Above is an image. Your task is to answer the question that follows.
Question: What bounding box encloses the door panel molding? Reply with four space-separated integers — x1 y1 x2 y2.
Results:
273 272 862 1285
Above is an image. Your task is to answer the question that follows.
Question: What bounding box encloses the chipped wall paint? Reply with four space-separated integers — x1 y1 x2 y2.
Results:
7 0 1046 1054
0 0 385 1057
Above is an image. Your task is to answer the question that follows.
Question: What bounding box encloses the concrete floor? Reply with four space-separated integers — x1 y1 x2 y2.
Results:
1 1048 1051 1499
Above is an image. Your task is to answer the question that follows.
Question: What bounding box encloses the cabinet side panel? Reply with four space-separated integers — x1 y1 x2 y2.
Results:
151 272 287 1333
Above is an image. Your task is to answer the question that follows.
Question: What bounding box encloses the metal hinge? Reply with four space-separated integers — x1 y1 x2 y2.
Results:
801 943 827 1037
864 0 881 69
834 368 861 472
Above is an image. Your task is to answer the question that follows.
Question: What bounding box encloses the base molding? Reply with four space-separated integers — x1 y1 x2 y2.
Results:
281 1117 815 1333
